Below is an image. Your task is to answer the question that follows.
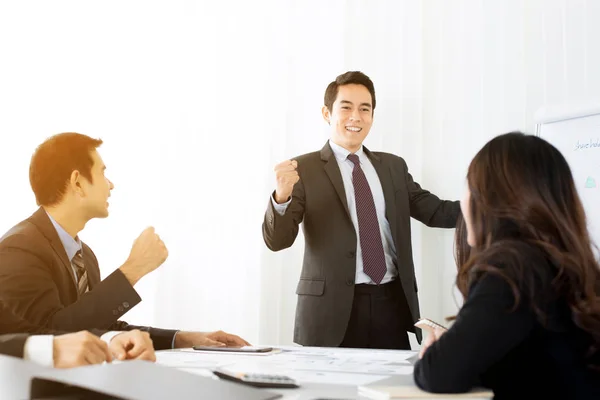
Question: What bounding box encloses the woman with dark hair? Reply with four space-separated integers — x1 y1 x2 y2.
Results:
413 132 600 399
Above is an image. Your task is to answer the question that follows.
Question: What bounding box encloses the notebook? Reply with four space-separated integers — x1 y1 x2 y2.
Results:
358 375 493 399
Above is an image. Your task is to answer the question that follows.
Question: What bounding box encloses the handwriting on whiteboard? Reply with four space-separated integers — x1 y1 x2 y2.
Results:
574 138 600 151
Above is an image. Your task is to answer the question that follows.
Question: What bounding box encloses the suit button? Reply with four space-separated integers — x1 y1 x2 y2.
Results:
346 278 354 286
347 251 355 259
123 302 130 309
112 310 118 315
118 305 124 312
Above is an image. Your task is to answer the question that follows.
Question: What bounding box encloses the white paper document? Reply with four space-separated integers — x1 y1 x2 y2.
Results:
157 345 416 386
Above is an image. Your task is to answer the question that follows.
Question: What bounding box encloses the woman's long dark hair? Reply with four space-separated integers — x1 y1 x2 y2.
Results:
454 212 470 269
457 131 600 367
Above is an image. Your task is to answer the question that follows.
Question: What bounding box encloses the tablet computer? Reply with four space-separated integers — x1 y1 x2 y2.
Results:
192 346 274 353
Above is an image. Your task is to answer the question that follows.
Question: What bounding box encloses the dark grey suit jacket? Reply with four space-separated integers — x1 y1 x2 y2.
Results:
263 142 459 346
0 208 176 350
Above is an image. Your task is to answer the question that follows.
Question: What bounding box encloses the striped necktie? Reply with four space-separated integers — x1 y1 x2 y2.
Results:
347 153 387 284
72 250 89 295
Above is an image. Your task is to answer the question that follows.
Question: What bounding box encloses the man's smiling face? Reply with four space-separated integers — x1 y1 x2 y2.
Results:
322 83 374 153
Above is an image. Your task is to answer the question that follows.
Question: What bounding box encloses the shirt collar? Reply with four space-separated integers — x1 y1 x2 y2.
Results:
328 139 365 164
45 211 82 261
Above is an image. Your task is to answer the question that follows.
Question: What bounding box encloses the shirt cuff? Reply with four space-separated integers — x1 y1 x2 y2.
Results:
172 330 180 349
23 335 54 368
100 331 124 344
271 195 291 216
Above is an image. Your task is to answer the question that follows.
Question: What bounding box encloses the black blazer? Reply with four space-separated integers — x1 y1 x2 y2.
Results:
0 208 176 350
414 244 600 399
263 142 459 346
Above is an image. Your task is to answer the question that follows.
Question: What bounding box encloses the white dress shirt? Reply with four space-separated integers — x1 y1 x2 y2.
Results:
272 140 399 284
46 212 82 285
23 332 121 367
23 335 54 367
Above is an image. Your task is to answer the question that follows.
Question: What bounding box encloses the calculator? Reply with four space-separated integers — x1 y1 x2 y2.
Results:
212 369 299 388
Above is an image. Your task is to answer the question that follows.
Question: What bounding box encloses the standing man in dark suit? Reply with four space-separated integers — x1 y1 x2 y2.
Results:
263 71 460 350
0 132 249 351
1 304 156 367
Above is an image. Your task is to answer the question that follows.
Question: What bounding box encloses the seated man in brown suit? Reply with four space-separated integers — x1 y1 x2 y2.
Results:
0 132 249 350
1 304 155 367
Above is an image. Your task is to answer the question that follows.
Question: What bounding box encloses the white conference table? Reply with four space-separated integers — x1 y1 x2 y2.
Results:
156 345 492 400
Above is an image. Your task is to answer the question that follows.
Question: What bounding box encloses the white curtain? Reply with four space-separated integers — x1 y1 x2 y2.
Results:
0 0 598 347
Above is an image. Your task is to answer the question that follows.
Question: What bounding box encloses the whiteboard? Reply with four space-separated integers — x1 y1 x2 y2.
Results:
535 105 600 250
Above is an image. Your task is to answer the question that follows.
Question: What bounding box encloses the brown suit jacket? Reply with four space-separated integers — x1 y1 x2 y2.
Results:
263 143 460 346
0 305 41 358
0 333 30 359
0 208 176 350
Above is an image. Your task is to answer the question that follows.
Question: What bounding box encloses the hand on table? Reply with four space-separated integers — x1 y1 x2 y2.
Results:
174 330 251 348
109 330 156 362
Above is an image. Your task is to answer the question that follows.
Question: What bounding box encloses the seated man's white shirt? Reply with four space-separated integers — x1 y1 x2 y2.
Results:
24 331 122 367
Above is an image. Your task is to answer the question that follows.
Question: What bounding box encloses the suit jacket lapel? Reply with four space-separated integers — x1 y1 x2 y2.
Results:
320 142 351 220
365 147 399 246
29 207 78 287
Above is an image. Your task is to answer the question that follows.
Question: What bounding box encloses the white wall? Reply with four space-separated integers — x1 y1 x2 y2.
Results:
418 0 600 324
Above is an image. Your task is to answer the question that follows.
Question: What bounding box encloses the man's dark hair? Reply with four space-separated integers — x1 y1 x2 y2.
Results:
29 132 103 206
324 71 376 113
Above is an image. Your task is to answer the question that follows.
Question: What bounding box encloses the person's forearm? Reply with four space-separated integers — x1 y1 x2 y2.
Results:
119 260 144 286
